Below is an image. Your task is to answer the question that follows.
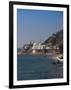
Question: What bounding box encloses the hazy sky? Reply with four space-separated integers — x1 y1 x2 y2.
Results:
17 9 63 48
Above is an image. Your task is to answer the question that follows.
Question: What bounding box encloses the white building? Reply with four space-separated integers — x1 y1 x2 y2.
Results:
32 42 46 54
32 42 59 54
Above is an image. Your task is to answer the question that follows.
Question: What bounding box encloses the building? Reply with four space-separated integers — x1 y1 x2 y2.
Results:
32 42 59 54
32 43 45 54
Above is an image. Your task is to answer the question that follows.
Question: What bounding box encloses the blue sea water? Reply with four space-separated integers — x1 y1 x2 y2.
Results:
17 55 63 80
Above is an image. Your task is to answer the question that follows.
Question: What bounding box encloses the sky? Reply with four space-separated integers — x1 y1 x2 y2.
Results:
17 9 63 48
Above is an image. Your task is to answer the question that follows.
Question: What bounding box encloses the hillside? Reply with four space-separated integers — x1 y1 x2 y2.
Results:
43 30 63 53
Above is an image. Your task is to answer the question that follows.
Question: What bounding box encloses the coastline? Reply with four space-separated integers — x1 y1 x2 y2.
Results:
17 52 63 63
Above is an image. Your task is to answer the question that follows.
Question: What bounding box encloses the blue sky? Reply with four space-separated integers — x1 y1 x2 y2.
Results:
17 9 63 48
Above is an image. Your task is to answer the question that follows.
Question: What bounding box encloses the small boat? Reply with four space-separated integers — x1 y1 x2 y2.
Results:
52 55 63 64
56 56 63 62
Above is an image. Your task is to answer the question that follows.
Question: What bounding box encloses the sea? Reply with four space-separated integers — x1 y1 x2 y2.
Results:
17 55 63 80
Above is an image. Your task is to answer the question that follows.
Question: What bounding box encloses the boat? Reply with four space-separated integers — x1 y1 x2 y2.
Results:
52 55 63 64
56 56 63 62
57 57 63 62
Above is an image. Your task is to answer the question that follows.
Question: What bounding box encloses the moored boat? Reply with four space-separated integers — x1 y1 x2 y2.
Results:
56 55 63 62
